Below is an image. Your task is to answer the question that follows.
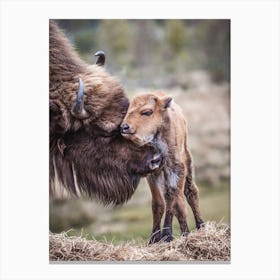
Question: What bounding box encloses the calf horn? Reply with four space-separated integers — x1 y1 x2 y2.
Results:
71 78 90 119
95 50 105 66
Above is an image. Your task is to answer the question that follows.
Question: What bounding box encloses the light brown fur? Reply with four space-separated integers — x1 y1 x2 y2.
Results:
121 92 204 243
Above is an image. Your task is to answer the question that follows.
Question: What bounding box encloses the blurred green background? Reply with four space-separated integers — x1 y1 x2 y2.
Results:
50 19 230 243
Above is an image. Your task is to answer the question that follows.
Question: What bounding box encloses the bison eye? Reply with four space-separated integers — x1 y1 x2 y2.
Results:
141 110 153 116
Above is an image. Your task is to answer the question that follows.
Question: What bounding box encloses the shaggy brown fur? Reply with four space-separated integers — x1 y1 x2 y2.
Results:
49 20 162 205
121 92 204 242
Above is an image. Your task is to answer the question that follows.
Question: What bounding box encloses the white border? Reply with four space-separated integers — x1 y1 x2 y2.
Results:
0 0 279 279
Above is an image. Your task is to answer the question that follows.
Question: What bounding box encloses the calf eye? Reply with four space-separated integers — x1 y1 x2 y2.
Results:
141 110 153 116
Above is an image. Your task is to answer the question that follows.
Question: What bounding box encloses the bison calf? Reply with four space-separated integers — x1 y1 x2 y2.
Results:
121 91 204 243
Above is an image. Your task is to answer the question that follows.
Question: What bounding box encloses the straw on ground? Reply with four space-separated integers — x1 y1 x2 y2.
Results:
49 221 230 261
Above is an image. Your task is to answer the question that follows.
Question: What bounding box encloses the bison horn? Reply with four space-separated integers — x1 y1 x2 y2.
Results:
94 50 105 66
71 78 90 119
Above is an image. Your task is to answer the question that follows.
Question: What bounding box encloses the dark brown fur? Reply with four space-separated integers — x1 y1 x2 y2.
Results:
49 20 161 205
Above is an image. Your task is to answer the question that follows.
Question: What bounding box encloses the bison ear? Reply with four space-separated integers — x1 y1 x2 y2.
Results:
162 96 173 109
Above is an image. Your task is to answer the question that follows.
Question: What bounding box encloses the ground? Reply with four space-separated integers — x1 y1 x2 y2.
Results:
49 222 230 262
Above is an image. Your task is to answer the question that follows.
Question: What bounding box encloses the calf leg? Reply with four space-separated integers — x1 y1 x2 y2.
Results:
161 208 174 242
185 149 204 229
147 174 165 244
185 180 204 229
185 182 204 229
161 187 176 242
161 166 188 242
173 193 190 236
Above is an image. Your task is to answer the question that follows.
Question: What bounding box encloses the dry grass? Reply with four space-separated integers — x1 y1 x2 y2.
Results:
49 221 230 262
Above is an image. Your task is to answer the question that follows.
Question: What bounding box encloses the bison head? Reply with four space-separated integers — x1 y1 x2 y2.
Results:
49 20 163 205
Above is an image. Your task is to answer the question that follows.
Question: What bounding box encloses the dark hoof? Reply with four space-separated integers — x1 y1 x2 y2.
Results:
149 232 161 245
182 231 190 237
196 221 205 229
161 234 173 242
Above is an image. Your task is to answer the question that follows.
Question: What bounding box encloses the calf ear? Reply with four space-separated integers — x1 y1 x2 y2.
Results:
162 96 173 109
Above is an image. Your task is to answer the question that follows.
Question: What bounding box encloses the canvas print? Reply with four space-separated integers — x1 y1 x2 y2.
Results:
49 19 230 262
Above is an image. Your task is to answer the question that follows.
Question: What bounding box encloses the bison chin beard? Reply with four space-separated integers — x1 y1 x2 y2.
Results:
50 130 164 205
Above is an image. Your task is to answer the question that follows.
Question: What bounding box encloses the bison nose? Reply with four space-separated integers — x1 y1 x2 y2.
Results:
120 123 130 133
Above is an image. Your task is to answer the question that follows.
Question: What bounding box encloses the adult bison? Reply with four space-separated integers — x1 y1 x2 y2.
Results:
49 20 162 205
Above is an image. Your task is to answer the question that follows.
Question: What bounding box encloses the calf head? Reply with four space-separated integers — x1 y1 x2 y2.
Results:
121 92 173 146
